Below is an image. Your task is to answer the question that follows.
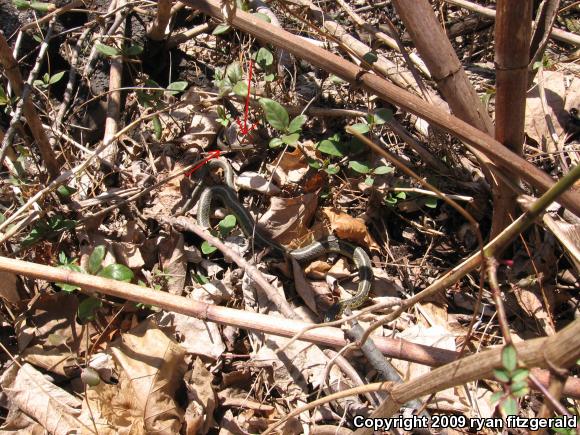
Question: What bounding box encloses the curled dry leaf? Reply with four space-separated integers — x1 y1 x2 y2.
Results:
236 171 281 195
86 319 187 434
184 358 216 435
0 363 84 435
323 208 380 251
268 145 309 186
258 193 318 245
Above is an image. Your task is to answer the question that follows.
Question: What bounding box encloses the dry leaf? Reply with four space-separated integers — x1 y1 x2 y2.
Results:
184 358 216 435
525 71 580 145
0 363 84 435
87 319 186 434
258 193 318 245
237 171 281 195
158 230 187 295
323 208 380 250
0 270 19 304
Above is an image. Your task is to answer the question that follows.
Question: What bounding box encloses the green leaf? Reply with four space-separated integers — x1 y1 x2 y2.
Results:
218 214 237 236
500 396 518 416
232 81 248 97
166 81 188 95
77 297 102 323
88 245 106 275
256 47 274 67
329 74 346 84
123 45 143 56
502 345 517 373
364 176 374 186
510 368 529 383
325 164 340 175
510 381 529 397
194 273 210 284
490 391 503 403
212 24 231 35
424 197 438 209
226 62 243 85
252 12 271 23
95 43 120 57
373 165 393 175
307 158 322 170
288 115 307 133
56 263 83 292
33 79 47 89
259 98 289 131
317 139 344 157
30 1 53 12
98 264 134 282
350 123 370 134
384 195 397 206
269 137 284 148
373 108 393 125
152 115 162 140
362 51 378 64
201 240 218 255
264 73 275 82
0 85 8 106
48 71 66 85
13 0 30 9
395 191 407 200
494 369 510 383
56 184 77 197
349 160 371 174
281 133 299 145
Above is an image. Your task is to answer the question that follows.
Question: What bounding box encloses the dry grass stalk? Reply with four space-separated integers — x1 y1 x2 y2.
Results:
181 0 580 216
0 29 60 179
491 0 533 236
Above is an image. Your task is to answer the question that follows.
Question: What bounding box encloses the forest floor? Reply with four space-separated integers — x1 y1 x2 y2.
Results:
0 0 579 434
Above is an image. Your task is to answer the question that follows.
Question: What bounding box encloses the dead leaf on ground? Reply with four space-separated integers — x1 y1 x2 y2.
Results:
158 230 187 295
237 171 281 195
15 293 92 377
86 319 187 434
0 270 19 304
525 70 580 146
323 208 380 251
258 193 318 245
0 363 84 435
184 358 216 435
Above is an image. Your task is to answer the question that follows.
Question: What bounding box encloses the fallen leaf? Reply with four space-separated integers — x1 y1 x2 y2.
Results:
0 270 19 304
184 358 216 435
323 208 380 251
258 193 318 245
237 171 281 195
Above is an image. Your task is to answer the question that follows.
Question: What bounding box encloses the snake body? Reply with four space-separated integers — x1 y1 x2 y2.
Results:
194 158 373 321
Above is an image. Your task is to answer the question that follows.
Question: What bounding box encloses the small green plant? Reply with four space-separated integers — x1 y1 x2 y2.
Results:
214 61 247 97
253 47 276 82
201 214 237 255
22 215 77 247
136 79 188 139
56 246 134 322
216 105 234 127
258 98 306 148
384 191 407 207
33 71 65 90
491 345 529 417
95 43 143 58
347 161 394 186
13 0 54 12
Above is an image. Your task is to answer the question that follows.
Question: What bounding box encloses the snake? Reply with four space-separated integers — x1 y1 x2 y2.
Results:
189 157 373 321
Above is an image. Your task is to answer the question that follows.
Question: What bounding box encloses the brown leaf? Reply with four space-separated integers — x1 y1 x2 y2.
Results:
323 208 380 250
258 193 318 245
0 270 19 304
184 358 216 435
88 319 187 434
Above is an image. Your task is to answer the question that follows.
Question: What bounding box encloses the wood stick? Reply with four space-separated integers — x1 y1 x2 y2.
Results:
442 0 580 46
148 0 173 40
20 0 85 32
491 0 533 236
181 0 580 217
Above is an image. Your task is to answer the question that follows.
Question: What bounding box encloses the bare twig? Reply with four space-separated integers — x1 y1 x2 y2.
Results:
20 0 85 32
148 0 173 40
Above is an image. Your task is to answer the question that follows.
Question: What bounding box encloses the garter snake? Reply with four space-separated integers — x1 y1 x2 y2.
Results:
191 157 373 321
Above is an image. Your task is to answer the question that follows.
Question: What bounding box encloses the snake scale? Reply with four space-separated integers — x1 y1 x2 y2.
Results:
188 157 373 321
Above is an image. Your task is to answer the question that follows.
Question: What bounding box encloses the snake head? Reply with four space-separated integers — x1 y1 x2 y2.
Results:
322 304 342 323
